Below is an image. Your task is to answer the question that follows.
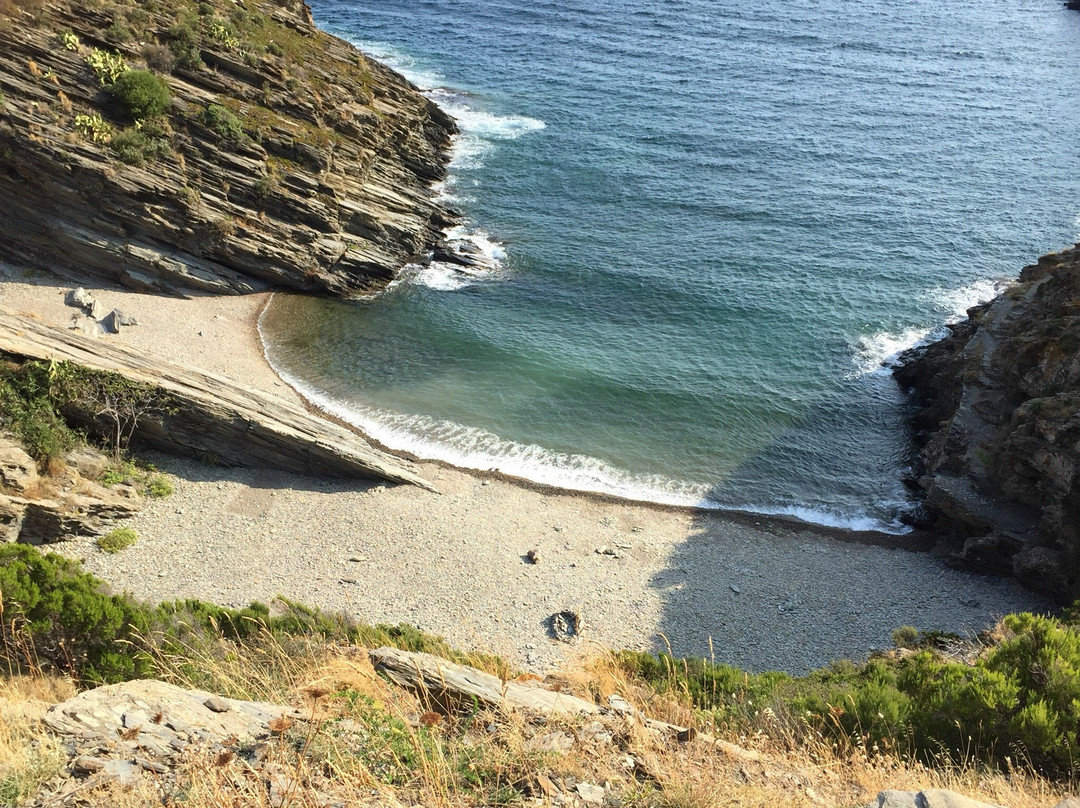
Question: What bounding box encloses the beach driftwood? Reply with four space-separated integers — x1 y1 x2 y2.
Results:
0 309 433 489
367 647 760 760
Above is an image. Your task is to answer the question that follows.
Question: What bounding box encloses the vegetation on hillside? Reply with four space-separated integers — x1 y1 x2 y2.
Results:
1 541 1077 795
0 358 178 500
0 543 505 687
0 0 374 168
0 542 1069 807
618 613 1080 780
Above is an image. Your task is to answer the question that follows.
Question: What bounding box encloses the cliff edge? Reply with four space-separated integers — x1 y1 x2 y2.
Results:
0 0 456 296
895 245 1080 600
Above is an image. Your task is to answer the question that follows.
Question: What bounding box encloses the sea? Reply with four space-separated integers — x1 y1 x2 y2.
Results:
260 0 1080 533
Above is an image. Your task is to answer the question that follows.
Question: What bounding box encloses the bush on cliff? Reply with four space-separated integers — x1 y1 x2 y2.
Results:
0 360 80 461
618 610 1080 779
109 69 171 120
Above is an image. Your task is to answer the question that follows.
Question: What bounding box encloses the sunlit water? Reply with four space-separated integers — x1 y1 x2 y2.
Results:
262 0 1080 531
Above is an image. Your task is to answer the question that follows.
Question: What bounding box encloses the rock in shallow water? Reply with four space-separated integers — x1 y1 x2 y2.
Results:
894 246 1080 601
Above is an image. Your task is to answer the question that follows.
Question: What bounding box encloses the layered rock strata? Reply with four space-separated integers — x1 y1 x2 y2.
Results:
895 246 1080 600
0 434 139 544
0 308 433 489
0 0 456 296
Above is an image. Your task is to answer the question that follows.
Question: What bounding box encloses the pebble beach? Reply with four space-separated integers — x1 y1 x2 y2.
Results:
0 272 1051 673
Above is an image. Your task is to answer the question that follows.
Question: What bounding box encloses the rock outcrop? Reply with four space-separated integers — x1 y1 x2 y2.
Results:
895 246 1080 600
0 0 456 297
0 433 140 544
37 679 308 799
0 308 433 489
863 791 1007 808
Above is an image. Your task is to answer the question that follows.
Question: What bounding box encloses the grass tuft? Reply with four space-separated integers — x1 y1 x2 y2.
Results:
96 526 137 553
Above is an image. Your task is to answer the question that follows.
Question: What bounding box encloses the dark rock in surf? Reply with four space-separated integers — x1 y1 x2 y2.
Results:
432 238 489 269
894 245 1080 601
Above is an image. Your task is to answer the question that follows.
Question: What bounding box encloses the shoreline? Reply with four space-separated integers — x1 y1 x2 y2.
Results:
259 295 916 540
257 296 930 552
0 269 1052 673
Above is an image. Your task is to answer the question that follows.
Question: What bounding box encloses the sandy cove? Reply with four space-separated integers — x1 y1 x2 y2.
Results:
0 270 1051 673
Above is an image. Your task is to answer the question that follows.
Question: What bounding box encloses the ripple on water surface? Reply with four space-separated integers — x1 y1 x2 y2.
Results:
262 0 1080 532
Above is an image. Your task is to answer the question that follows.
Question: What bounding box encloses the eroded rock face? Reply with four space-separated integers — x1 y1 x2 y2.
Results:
0 434 140 544
0 308 433 488
895 246 1080 600
0 0 456 297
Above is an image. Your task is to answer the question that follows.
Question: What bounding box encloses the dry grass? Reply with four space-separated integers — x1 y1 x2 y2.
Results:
0 639 1072 808
0 677 73 805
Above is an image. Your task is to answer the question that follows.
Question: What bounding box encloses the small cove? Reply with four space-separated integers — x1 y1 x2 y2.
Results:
263 0 1080 532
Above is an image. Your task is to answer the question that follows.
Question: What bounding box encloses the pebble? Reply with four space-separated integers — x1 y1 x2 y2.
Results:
56 451 1051 676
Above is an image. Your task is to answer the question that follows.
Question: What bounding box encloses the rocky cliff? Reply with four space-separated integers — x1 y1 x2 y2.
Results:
0 0 456 296
895 246 1080 600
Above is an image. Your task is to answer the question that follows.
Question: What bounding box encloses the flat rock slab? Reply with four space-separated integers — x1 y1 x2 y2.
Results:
370 646 602 716
42 679 301 763
866 790 1009 808
0 309 433 489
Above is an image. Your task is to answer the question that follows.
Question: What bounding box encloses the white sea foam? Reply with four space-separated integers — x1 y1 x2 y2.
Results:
853 277 1010 376
443 224 507 263
430 179 475 206
350 39 444 90
406 264 473 291
256 310 911 534
853 326 948 375
448 106 547 140
349 39 542 293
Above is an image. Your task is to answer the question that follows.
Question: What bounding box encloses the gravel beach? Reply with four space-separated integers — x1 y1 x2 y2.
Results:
0 273 1052 673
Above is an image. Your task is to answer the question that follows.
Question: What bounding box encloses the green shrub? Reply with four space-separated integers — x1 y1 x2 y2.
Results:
0 360 80 462
104 20 132 43
203 103 245 142
0 544 502 687
109 126 171 165
96 527 137 553
146 474 174 498
109 69 171 120
0 544 152 682
618 611 1080 779
167 18 203 70
891 625 919 649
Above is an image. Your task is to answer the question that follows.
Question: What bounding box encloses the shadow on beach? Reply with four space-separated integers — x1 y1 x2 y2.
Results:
646 502 1050 674
135 449 385 498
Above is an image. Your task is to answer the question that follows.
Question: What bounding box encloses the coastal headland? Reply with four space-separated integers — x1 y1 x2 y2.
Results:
5 1 1080 805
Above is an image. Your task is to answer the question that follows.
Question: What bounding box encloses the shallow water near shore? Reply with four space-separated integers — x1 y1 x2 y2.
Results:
264 0 1080 531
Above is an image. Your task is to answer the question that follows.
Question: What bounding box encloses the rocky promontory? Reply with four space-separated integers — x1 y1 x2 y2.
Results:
896 245 1080 600
0 0 456 296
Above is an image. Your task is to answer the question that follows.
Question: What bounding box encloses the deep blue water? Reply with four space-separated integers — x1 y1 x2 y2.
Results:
262 0 1080 530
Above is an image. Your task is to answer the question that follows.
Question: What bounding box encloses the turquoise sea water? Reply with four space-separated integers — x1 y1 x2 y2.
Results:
262 0 1080 531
